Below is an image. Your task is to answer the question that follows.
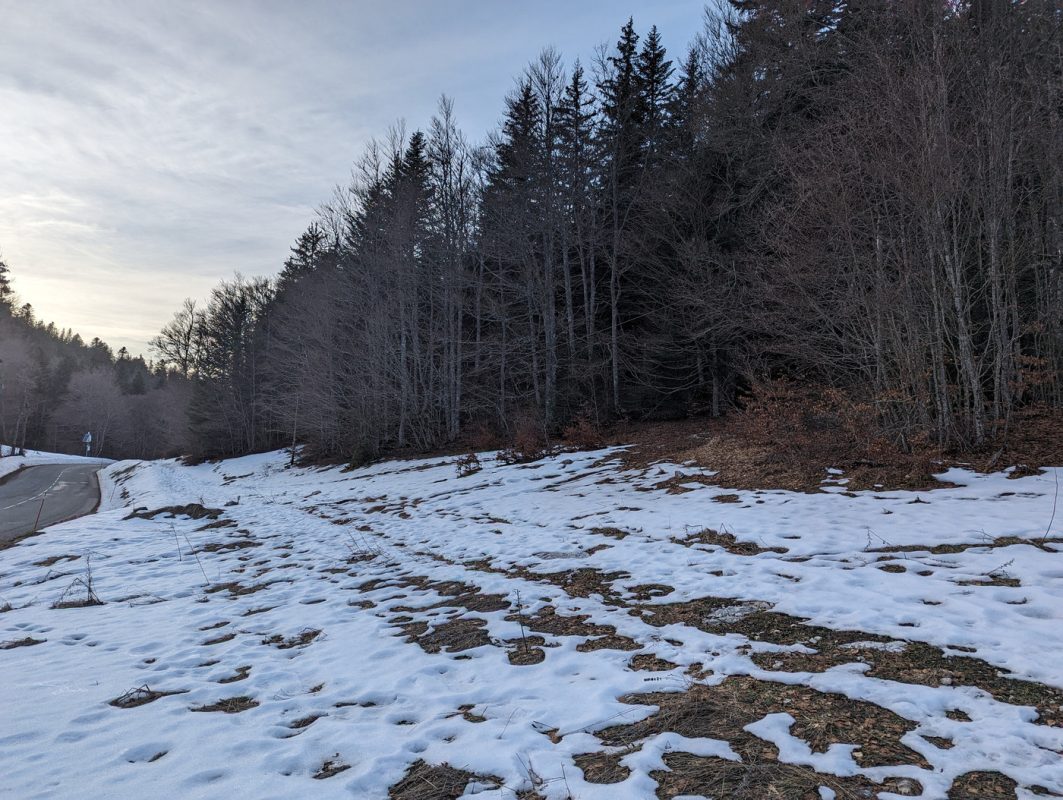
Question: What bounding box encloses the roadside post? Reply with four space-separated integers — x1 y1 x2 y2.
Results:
82 431 92 457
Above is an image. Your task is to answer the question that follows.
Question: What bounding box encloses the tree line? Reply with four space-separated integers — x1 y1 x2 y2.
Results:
0 258 190 459
149 1 1063 460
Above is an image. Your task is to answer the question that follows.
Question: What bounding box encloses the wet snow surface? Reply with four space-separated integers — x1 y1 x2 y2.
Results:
1 449 1062 799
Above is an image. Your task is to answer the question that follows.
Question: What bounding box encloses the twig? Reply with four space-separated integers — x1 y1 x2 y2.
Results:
983 558 1014 578
515 590 528 654
1039 468 1059 546
497 709 517 740
184 535 210 587
169 522 183 561
33 498 46 532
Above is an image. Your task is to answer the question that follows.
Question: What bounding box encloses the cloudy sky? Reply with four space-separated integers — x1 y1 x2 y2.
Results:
0 0 708 356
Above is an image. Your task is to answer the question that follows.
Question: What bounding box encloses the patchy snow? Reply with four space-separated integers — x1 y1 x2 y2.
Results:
1 448 1062 798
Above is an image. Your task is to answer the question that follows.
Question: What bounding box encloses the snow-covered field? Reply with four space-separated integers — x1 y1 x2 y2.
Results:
1 448 1062 799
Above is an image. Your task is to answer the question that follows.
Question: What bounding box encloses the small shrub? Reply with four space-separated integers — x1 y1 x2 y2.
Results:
498 411 551 464
455 452 482 478
347 441 377 470
562 409 604 450
466 421 504 452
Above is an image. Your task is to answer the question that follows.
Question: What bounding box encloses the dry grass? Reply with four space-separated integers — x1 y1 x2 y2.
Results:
506 635 547 665
33 554 79 567
947 771 1019 799
205 581 273 597
388 761 502 799
590 526 629 540
750 636 1063 727
652 751 921 800
0 636 45 650
262 628 321 649
574 750 633 784
201 632 237 646
217 665 251 684
576 634 641 653
391 577 509 614
290 713 325 729
125 504 224 521
504 605 613 638
629 653 678 672
196 538 258 553
313 758 350 779
398 617 491 654
672 527 788 555
597 675 927 770
190 695 259 713
109 685 188 709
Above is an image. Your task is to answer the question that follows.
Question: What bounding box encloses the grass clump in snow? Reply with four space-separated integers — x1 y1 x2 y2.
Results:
0 636 45 650
261 628 320 649
598 676 928 771
190 696 259 714
109 685 188 709
388 760 502 799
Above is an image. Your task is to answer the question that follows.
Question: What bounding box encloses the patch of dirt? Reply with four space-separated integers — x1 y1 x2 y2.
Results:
218 665 251 684
109 685 188 708
591 527 629 540
956 574 1022 588
400 617 491 654
636 596 781 636
548 568 630 604
924 735 954 749
612 408 958 494
506 635 547 665
597 676 928 770
749 631 1063 727
205 581 274 597
196 519 238 531
576 634 641 652
290 713 325 729
125 504 223 521
262 628 321 649
672 528 787 555
870 535 1063 555
0 636 45 649
33 554 79 567
454 704 486 723
574 750 633 784
202 632 236 646
197 539 259 553
190 695 259 713
388 761 502 800
313 758 350 779
629 653 678 672
506 605 612 638
463 559 631 607
391 577 509 614
652 751 920 800
946 771 1019 799
628 584 675 601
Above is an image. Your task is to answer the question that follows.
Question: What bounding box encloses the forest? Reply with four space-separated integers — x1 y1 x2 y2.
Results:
4 0 1062 463
0 258 190 459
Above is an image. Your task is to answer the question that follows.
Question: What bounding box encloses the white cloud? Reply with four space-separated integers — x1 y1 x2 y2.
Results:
0 0 705 355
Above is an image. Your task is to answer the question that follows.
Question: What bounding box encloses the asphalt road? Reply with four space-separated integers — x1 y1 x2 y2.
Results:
0 464 104 545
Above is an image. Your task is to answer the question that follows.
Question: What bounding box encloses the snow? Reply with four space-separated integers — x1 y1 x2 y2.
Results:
1 447 1062 798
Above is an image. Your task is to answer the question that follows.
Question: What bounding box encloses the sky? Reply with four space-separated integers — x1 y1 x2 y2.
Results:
0 0 709 357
